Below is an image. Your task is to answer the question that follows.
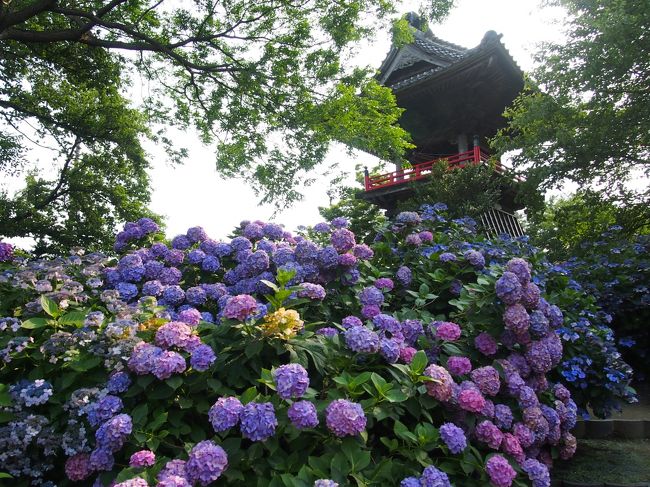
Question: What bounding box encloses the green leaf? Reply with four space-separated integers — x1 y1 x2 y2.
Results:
166 376 183 390
21 317 48 329
240 386 258 404
40 295 59 318
410 350 428 375
384 389 408 403
68 355 101 372
245 340 263 358
393 420 417 443
132 403 149 426
0 473 13 479
58 310 89 326
349 372 372 388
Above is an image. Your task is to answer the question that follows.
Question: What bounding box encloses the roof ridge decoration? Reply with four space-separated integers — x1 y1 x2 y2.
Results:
378 28 522 91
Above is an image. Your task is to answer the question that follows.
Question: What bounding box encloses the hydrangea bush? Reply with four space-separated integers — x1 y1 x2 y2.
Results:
0 208 634 486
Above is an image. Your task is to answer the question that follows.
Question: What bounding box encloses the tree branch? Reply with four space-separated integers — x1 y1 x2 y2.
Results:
10 136 81 222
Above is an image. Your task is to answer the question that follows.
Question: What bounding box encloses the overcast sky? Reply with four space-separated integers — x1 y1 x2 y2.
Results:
145 0 565 240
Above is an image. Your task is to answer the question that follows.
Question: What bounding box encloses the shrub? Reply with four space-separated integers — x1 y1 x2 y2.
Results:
0 207 633 486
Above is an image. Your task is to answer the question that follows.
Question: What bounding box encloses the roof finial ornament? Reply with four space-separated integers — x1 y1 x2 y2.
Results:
405 11 424 30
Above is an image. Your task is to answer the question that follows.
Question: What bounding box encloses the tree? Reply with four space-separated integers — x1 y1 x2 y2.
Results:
395 160 512 220
492 0 650 229
0 38 158 254
1 0 455 209
318 186 386 244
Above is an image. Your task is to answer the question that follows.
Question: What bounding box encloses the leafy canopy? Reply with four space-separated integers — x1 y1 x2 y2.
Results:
0 0 455 252
492 0 650 228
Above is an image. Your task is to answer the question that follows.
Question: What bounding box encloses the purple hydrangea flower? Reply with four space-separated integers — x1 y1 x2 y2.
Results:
223 294 259 321
190 344 216 371
338 253 357 266
89 447 114 471
240 402 277 441
447 356 472 376
128 342 163 375
158 459 188 482
341 316 363 329
405 233 422 246
421 465 451 487
185 440 228 485
297 283 326 300
95 413 132 452
274 364 310 399
107 371 131 394
314 222 331 233
470 366 501 396
485 454 516 487
331 217 349 228
494 404 513 430
525 341 553 373
458 388 486 413
316 327 338 338
395 211 421 225
360 304 380 318
152 350 186 380
315 481 339 487
287 400 319 429
396 266 412 286
521 282 541 309
463 249 485 268
352 244 374 259
495 271 522 305
374 277 394 291
65 453 92 481
522 458 550 487
440 422 467 454
156 321 193 350
209 397 244 432
401 319 424 345
0 242 14 262
331 229 356 252
503 304 530 334
435 321 461 341
373 314 401 334
87 395 123 427
186 226 208 243
178 308 202 326
325 399 366 437
129 450 156 467
439 252 457 262
345 326 380 353
400 477 420 487
506 258 531 285
358 286 384 306
475 420 504 449
162 285 186 306
171 234 191 250
379 338 401 363
424 364 454 402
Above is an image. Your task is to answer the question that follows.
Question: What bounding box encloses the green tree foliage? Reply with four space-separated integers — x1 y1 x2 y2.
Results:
0 38 157 254
395 161 513 220
492 0 650 230
0 0 455 207
526 190 649 260
318 186 387 244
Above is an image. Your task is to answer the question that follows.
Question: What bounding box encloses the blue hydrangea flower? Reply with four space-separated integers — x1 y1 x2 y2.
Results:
240 402 277 441
287 400 319 429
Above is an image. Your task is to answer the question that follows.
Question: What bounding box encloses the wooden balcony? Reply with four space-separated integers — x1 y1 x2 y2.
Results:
363 147 522 192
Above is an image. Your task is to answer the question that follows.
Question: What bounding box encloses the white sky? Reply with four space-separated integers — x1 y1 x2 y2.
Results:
146 0 566 239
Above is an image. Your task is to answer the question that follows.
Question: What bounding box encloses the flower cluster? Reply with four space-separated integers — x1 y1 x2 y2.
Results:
0 205 636 487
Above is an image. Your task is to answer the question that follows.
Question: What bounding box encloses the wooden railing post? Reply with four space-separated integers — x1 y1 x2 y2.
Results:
364 167 370 191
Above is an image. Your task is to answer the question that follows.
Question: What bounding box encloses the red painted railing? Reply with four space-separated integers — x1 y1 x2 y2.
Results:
364 147 519 191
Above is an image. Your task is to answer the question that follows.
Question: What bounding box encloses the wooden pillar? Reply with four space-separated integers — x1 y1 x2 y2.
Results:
457 134 468 153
